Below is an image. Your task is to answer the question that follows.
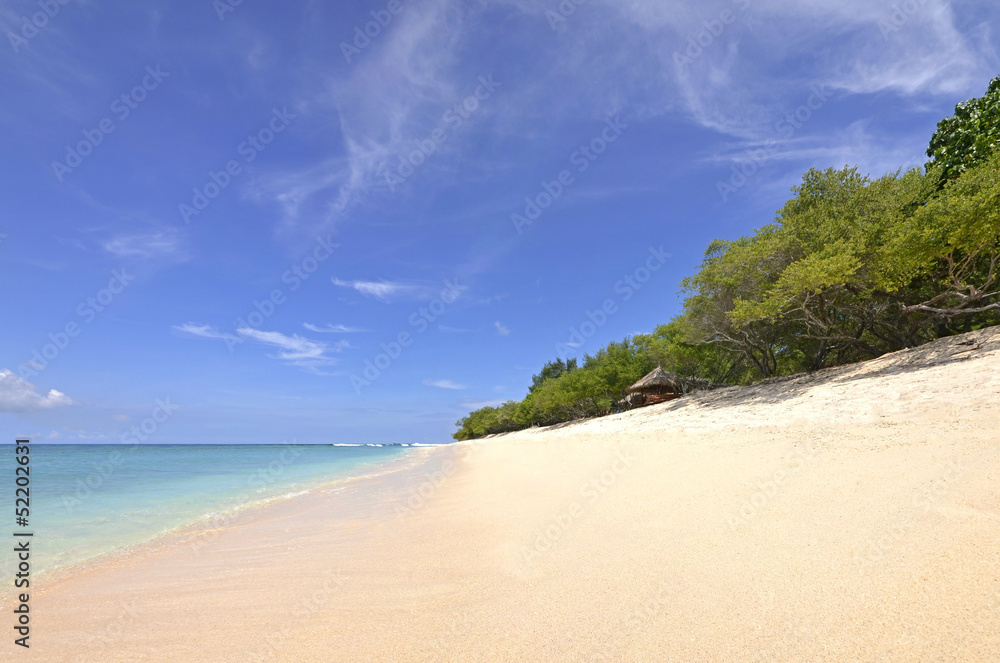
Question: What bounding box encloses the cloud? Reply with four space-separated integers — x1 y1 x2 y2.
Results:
236 328 345 372
0 370 76 413
459 398 507 409
175 324 345 373
258 157 350 228
494 321 510 336
237 328 326 360
474 293 510 306
424 379 467 390
332 278 426 302
706 120 931 202
213 0 997 239
254 0 482 228
657 0 991 137
303 322 366 333
103 230 186 260
485 0 993 148
173 323 240 343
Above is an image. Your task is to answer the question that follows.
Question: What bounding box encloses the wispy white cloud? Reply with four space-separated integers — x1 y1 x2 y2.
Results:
257 157 349 228
332 277 428 302
494 321 510 336
487 0 995 151
173 323 240 343
710 119 927 164
303 322 366 333
254 0 482 228
459 398 507 409
237 328 326 360
175 323 345 373
423 379 467 390
230 0 996 238
655 0 991 138
0 369 76 413
103 230 186 260
707 120 931 204
236 328 345 372
473 293 510 306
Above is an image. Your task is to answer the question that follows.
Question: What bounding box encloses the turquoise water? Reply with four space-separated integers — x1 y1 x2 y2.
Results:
1 444 414 575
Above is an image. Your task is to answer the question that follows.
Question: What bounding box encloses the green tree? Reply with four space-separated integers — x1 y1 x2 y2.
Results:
728 166 939 360
927 77 1000 181
454 82 1000 442
633 318 749 384
529 357 578 392
680 166 946 375
680 234 792 378
890 152 1000 321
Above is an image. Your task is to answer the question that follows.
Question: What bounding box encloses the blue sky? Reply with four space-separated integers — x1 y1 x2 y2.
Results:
1 0 997 444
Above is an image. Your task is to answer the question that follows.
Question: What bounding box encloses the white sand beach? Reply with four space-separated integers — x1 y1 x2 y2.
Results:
25 328 1000 662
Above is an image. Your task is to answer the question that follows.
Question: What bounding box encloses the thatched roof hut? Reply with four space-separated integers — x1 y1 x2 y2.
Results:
627 367 684 404
628 367 683 395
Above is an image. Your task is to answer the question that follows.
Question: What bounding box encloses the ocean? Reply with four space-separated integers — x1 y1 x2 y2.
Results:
2 443 415 576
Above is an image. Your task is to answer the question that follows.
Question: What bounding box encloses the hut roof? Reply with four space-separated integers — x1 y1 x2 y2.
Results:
627 367 684 394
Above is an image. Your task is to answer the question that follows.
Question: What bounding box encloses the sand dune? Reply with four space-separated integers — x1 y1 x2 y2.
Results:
28 328 1000 661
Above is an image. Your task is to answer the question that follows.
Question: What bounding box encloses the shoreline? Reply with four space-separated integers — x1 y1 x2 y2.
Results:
3 445 432 607
25 328 1000 661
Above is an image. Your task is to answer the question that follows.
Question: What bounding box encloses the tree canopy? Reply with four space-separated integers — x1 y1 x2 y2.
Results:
454 78 1000 441
927 77 1000 181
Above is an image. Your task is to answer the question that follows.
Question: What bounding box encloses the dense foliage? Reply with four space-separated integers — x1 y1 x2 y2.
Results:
454 79 1000 441
927 77 1000 181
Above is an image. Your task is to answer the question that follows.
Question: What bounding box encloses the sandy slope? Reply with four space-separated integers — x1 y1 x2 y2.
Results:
23 328 1000 662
